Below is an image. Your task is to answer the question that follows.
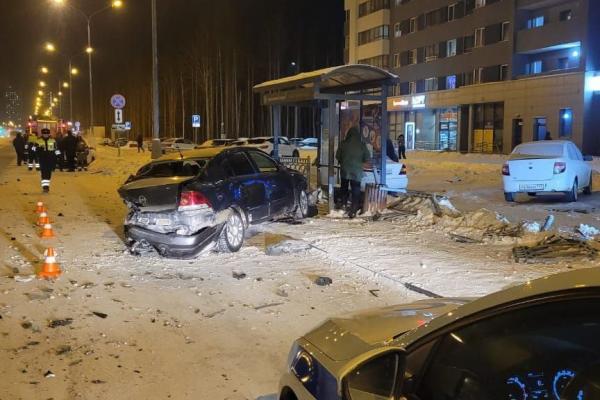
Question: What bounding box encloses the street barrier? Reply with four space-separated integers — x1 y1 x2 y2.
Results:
279 156 311 188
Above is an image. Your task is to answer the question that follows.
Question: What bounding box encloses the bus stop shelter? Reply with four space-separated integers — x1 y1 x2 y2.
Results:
253 64 399 212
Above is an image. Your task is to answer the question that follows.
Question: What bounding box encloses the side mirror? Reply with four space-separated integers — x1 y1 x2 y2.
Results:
342 350 406 400
584 155 593 162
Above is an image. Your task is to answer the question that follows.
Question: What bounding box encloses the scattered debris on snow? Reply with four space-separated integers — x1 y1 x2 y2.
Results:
314 276 333 286
577 224 600 239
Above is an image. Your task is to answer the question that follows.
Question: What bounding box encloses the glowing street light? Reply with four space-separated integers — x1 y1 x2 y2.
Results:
112 0 123 8
45 42 56 52
39 81 47 88
71 67 79 75
63 82 70 88
58 92 63 96
85 46 93 54
38 90 44 96
41 66 49 74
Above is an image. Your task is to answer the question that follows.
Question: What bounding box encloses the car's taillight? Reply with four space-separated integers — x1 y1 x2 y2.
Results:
400 165 407 175
502 163 510 176
554 162 566 174
179 191 211 211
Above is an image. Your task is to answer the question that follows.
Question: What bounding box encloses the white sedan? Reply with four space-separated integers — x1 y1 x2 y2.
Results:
243 136 300 157
362 160 408 193
502 140 593 202
161 138 196 153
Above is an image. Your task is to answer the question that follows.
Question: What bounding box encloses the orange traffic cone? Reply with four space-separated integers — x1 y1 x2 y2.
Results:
37 248 61 279
34 201 46 213
40 223 55 239
37 212 50 226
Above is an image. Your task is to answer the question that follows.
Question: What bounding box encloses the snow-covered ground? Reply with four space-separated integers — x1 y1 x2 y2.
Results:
0 141 598 400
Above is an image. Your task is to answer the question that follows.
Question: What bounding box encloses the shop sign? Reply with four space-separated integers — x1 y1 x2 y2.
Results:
392 99 410 108
412 95 426 109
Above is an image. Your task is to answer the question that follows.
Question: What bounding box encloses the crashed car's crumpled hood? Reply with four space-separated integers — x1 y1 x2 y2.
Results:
303 298 472 361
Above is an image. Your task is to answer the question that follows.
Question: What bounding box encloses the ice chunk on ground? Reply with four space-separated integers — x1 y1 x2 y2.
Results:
578 224 600 239
522 221 541 233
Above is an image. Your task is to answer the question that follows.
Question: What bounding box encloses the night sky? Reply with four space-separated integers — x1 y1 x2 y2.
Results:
0 0 344 135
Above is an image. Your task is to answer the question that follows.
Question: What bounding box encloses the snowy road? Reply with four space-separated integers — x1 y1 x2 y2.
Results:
0 140 597 400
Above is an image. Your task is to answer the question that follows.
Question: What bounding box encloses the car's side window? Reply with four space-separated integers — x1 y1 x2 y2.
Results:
247 151 278 173
571 144 583 161
280 137 290 145
228 152 256 176
414 297 600 400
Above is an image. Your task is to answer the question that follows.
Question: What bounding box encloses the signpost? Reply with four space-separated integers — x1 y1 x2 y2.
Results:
115 109 123 124
192 114 201 143
110 95 127 157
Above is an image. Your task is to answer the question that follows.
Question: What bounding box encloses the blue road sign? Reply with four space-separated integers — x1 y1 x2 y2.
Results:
192 114 201 128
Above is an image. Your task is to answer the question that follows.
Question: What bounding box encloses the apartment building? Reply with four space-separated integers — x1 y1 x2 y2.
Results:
344 0 600 154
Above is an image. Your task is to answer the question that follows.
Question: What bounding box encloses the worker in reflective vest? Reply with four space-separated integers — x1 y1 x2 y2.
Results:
26 131 40 171
35 129 60 193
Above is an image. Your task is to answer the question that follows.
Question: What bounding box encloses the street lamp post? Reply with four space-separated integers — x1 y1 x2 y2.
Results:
50 0 123 138
151 0 161 159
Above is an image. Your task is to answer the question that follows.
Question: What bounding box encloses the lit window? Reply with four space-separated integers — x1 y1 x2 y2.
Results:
409 81 417 94
394 23 402 37
527 16 544 29
409 49 418 64
393 53 400 68
447 39 457 57
526 60 543 74
448 3 457 20
446 75 457 89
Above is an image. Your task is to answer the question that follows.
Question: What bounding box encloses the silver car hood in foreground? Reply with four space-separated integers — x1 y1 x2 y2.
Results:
303 298 472 362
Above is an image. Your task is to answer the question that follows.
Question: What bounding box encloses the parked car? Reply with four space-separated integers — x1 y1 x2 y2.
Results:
117 147 309 258
502 140 592 202
362 160 408 192
196 139 236 148
298 137 318 149
289 138 304 146
279 268 600 400
161 137 196 153
243 136 300 157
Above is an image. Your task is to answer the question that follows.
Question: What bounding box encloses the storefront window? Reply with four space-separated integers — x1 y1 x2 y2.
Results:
472 102 504 153
439 108 458 151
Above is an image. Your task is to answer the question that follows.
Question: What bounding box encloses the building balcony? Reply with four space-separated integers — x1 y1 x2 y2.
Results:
517 0 567 10
515 18 581 55
357 9 390 33
357 39 390 61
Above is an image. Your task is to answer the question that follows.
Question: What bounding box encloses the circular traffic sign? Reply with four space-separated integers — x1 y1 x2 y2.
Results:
110 94 126 109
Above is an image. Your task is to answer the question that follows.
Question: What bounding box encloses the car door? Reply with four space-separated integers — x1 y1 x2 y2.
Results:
401 294 600 400
225 151 269 222
570 144 589 188
246 150 294 216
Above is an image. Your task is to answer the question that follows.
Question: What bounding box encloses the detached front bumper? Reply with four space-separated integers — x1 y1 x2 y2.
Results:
125 224 223 259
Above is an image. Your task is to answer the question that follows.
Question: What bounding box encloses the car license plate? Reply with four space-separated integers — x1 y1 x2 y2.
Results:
520 184 544 191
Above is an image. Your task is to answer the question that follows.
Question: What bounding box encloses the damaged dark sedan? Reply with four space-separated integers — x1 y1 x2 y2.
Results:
118 147 309 258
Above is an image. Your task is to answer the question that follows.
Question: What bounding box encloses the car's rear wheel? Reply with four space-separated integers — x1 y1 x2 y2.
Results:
504 192 515 202
295 189 309 219
217 210 245 253
584 175 593 195
566 179 578 202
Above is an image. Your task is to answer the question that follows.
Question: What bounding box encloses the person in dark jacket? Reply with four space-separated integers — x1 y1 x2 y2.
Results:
75 136 89 171
12 132 26 166
35 129 60 193
545 131 553 140
336 126 371 218
62 130 78 172
397 134 407 159
136 133 145 153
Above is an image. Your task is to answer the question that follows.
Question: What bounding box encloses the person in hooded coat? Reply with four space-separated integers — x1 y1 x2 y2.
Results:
12 132 26 166
62 130 78 172
336 126 371 218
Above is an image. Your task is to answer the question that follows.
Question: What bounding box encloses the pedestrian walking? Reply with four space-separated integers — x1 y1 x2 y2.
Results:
63 130 77 172
397 134 407 159
12 132 26 166
75 136 89 171
336 126 370 218
26 131 39 171
35 129 60 193
136 133 145 153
